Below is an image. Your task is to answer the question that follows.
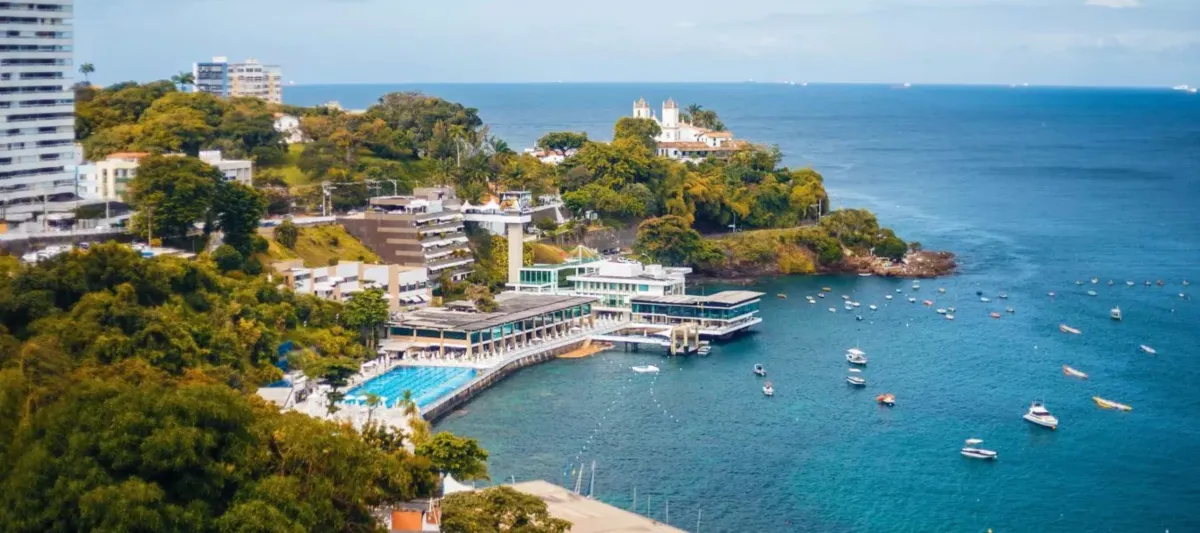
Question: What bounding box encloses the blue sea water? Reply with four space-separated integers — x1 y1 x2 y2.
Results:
290 84 1200 532
345 366 476 408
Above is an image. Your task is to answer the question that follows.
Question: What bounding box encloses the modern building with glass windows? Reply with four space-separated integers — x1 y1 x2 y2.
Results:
384 293 597 359
630 291 764 338
1 0 77 216
512 257 691 318
192 57 282 104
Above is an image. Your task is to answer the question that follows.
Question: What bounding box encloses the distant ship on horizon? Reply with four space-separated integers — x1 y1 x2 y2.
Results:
1173 84 1198 94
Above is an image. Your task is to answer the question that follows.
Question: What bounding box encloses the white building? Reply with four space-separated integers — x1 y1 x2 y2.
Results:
193 57 283 104
632 98 748 163
1 0 78 216
568 260 692 316
272 260 431 312
198 150 253 186
273 113 304 144
74 163 100 200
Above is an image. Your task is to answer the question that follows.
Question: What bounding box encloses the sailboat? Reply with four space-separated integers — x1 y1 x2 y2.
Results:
1110 306 1122 321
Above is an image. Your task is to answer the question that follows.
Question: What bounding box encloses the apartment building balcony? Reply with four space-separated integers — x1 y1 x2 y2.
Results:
427 254 475 271
415 219 464 233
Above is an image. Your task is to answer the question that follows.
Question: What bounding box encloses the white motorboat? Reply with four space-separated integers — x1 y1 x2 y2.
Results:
1062 365 1088 379
763 382 775 397
1184 280 1191 287
807 298 816 305
1140 344 1157 355
1023 401 1058 430
998 292 1008 299
1126 280 1135 286
936 308 947 314
1091 277 1099 284
846 375 866 387
947 306 956 313
1087 290 1097 297
1006 307 1015 313
1059 324 1082 335
908 297 917 303
856 315 864 321
818 293 826 298
697 345 712 355
859 272 873 277
753 363 766 376
895 288 902 293
885 295 893 300
912 281 921 290
829 307 837 313
1107 280 1114 286
846 349 868 365
980 297 991 303
1075 280 1083 285
842 295 851 301
1048 291 1056 297
961 439 998 460
869 304 878 311
1110 306 1122 321
938 288 946 293
945 314 955 321
851 301 861 308
632 365 660 374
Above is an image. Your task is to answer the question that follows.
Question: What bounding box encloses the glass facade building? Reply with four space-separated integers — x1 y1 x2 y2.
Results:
630 291 764 338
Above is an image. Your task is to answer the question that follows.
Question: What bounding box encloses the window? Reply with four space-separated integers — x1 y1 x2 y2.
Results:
638 284 650 292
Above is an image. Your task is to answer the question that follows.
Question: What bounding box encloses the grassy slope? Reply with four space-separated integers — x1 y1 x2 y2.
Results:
261 225 381 267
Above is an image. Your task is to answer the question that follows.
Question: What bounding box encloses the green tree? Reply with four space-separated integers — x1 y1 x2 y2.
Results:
78 62 95 83
170 71 195 90
416 432 489 481
126 155 222 241
613 117 661 151
215 182 267 257
343 288 390 349
276 218 299 249
634 215 718 266
212 244 245 272
441 486 570 533
873 228 908 261
464 284 498 312
535 131 588 155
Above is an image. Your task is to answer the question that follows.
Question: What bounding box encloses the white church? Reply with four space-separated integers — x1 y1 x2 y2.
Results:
633 97 748 163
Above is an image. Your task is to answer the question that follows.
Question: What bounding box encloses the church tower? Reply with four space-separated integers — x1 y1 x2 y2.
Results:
633 97 650 119
661 98 679 128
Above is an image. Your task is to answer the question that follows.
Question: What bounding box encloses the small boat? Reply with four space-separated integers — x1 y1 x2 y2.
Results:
998 292 1008 299
1126 280 1135 286
1110 306 1121 320
822 287 833 292
1093 397 1132 411
938 288 946 293
1156 280 1164 286
895 288 903 293
876 393 896 406
945 314 955 321
1107 280 1114 286
961 439 998 460
980 297 991 302
829 307 837 313
1006 307 1015 313
1023 401 1059 430
975 290 983 296
1062 365 1088 379
777 293 787 299
908 297 917 303
1075 280 1083 285
841 295 851 301
885 295 893 300
923 300 933 306
1059 324 1082 335
1145 280 1152 286
696 345 712 355
818 293 826 298
1139 345 1156 355
948 306 956 313
807 298 816 305
1184 280 1191 287
1091 278 1099 284
936 308 947 315
753 363 766 376
632 365 660 374
1180 292 1188 299
869 304 878 311
1048 291 1056 297
847 375 866 387
846 348 868 365
856 315 864 321
858 272 873 277
851 301 861 308
1087 290 1097 297
763 382 775 397
990 312 1001 319
912 281 921 289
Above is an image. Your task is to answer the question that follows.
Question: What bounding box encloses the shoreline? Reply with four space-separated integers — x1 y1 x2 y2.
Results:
693 250 958 285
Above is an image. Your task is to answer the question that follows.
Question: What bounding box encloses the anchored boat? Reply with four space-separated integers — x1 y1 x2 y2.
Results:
1093 397 1132 411
1062 365 1089 379
961 439 998 460
632 365 660 374
1023 401 1059 430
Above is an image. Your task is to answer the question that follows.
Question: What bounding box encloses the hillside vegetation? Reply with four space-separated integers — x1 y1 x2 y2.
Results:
262 224 381 267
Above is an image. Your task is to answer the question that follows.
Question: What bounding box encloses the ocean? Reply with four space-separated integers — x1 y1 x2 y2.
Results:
291 84 1200 532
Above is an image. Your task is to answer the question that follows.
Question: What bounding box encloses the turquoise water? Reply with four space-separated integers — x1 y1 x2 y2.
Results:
291 84 1200 531
345 366 476 408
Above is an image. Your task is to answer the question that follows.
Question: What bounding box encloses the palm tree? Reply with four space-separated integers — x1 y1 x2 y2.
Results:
78 63 95 84
684 103 703 124
170 71 195 91
365 393 383 424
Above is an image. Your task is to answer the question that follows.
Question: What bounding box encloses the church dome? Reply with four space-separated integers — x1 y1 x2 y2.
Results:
664 98 677 109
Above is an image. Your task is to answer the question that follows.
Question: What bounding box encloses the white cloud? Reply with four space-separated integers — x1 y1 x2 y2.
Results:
1085 0 1141 8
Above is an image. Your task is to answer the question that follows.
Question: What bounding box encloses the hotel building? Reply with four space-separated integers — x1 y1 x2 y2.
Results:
193 57 282 104
340 187 474 283
512 256 691 317
1 0 76 216
271 260 430 312
385 292 597 359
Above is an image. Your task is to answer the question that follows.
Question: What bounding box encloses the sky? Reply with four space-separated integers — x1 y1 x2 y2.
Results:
77 0 1200 86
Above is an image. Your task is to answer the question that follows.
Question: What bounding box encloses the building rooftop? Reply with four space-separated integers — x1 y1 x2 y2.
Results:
632 290 764 306
509 481 686 533
656 141 749 152
105 152 151 160
393 293 597 331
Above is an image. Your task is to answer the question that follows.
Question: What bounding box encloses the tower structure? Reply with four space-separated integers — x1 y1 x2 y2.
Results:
661 98 679 128
633 97 651 119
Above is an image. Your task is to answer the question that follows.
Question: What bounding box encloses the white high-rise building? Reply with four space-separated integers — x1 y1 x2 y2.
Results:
0 0 77 215
193 57 283 104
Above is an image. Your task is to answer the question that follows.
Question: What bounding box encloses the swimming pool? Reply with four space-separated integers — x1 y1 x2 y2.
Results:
345 366 477 408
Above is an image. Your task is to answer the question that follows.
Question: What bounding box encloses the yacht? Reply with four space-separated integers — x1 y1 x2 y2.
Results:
1093 397 1132 411
885 295 894 300
936 308 947 315
842 295 851 301
980 297 991 303
960 439 998 460
869 304 878 311
1023 401 1058 429
851 301 861 308
876 393 896 407
762 381 775 397
754 364 766 376
1062 365 1088 379
1087 290 1097 297
1059 324 1082 335
1145 280 1152 286
1140 345 1157 355
847 374 866 387
846 348 868 365
632 365 660 374
1110 306 1122 320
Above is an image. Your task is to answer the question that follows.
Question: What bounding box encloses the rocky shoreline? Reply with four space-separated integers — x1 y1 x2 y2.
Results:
694 250 958 283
